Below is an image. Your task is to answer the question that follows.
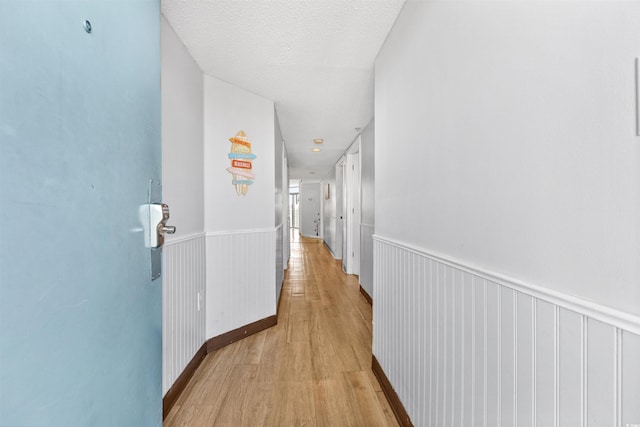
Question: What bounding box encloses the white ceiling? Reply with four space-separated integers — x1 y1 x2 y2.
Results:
161 0 405 180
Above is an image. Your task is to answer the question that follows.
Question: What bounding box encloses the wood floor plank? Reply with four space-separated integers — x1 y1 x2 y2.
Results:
288 340 314 382
240 381 276 426
272 380 316 426
255 326 286 383
173 344 239 407
343 370 390 427
209 364 259 425
234 329 267 365
164 230 399 427
314 378 356 427
377 390 403 426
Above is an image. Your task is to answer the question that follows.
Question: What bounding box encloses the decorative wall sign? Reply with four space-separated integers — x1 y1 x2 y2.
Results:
227 130 256 195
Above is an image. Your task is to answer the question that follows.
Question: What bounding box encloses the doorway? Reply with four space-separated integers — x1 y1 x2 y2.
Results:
334 160 345 260
289 192 300 229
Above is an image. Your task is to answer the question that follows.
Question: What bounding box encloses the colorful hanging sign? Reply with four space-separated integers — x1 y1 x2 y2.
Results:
227 130 255 195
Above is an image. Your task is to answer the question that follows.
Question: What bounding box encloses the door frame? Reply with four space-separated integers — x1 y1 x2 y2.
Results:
334 158 345 261
344 137 361 275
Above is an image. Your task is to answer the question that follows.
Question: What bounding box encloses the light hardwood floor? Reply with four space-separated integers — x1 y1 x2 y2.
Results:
164 231 399 426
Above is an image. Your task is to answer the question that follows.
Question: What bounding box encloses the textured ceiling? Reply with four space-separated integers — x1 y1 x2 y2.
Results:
161 0 405 179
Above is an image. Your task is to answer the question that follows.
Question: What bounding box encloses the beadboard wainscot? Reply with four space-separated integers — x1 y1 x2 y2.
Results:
360 222 375 301
205 227 277 339
163 233 207 396
373 235 640 427
276 223 284 300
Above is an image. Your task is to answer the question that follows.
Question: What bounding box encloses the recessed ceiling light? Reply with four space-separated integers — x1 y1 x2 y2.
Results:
309 171 315 175
313 139 324 144
312 148 321 152
355 127 361 132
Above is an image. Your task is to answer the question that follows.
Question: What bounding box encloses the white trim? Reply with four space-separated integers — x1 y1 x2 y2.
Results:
346 135 361 154
205 227 277 237
165 228 281 245
345 142 361 275
373 234 640 336
635 57 639 136
165 232 206 246
323 241 339 260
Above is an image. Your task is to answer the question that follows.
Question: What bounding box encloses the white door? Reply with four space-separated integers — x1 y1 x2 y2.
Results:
341 160 348 272
347 149 361 275
334 160 344 260
343 138 361 276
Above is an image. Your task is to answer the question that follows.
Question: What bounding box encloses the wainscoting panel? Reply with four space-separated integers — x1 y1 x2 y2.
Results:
276 223 284 299
535 299 556 427
373 235 640 427
588 318 616 426
205 228 276 339
162 233 206 395
516 292 535 427
559 308 582 427
623 331 640 424
360 223 375 298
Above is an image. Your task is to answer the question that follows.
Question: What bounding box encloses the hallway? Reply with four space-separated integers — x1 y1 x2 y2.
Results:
163 232 399 426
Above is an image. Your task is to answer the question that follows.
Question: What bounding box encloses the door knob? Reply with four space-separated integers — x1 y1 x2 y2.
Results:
159 225 176 235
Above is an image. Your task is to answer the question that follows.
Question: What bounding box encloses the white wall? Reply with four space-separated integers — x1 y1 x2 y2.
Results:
203 75 277 339
374 0 640 424
299 181 322 238
275 110 284 230
322 169 337 256
204 75 275 231
274 110 287 299
376 0 640 317
359 119 375 297
161 16 204 237
160 15 206 395
282 144 290 270
161 25 282 394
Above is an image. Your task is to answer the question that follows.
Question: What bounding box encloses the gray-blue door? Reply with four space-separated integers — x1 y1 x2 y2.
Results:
0 2 162 425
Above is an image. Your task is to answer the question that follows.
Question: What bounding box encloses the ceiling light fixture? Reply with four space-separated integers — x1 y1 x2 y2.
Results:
313 138 324 144
312 148 321 152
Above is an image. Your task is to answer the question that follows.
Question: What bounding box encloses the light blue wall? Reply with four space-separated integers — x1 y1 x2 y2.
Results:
0 2 162 425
